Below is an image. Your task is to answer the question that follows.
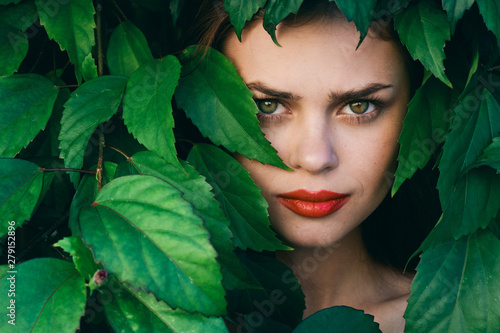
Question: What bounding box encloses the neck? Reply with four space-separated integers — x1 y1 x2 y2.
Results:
276 227 388 318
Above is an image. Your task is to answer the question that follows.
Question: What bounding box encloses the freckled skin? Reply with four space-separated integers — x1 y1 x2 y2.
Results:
224 19 409 248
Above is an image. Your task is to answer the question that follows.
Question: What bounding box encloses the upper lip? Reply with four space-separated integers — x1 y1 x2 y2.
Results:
278 189 349 202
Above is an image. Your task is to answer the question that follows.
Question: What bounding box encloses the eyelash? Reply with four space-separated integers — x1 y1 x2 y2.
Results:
253 98 387 125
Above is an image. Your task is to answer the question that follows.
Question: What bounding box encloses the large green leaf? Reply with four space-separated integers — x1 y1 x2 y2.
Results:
0 258 87 333
406 229 500 333
125 151 254 289
54 236 100 281
394 0 452 87
438 87 500 206
294 306 381 333
79 175 226 315
334 0 377 41
442 0 475 34
106 21 153 77
35 0 95 83
105 277 228 333
175 47 288 170
0 159 44 236
224 0 267 40
476 0 500 43
392 76 455 194
262 0 303 45
59 75 127 186
187 144 290 251
0 74 58 157
122 57 182 170
420 168 500 252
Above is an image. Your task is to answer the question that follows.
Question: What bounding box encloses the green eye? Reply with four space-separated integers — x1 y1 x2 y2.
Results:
256 100 279 114
349 101 370 114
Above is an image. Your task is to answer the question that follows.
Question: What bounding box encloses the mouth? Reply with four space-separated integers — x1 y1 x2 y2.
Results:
277 189 350 218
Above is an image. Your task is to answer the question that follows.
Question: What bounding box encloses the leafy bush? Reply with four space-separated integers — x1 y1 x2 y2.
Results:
0 0 499 332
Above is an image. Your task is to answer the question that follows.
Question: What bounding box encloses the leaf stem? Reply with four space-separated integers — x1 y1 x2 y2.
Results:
96 0 104 77
110 0 127 21
97 131 105 190
105 144 131 160
42 168 97 174
55 84 79 89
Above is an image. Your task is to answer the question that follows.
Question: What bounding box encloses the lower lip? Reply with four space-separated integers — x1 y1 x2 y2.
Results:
278 196 349 218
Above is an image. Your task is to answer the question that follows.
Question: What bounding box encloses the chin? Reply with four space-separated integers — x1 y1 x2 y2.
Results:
273 220 356 250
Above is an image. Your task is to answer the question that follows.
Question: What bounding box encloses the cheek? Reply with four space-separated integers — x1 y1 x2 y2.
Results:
342 120 402 187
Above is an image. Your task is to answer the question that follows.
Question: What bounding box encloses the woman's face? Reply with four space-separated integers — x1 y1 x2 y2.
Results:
223 17 409 248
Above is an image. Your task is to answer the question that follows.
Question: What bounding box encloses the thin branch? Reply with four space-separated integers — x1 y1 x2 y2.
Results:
42 168 97 174
105 144 131 160
111 0 127 21
97 131 105 191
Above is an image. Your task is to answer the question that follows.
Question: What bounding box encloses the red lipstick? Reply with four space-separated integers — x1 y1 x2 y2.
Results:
277 189 349 218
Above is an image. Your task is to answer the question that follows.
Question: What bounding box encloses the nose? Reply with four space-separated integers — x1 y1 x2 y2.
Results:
287 116 338 173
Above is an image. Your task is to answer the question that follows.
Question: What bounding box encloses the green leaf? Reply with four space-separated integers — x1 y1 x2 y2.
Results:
54 236 100 281
122 57 182 170
293 306 381 333
0 0 22 4
187 144 290 251
405 229 500 333
0 159 44 236
126 151 254 289
468 136 500 171
420 168 500 252
0 258 87 333
79 175 226 315
476 0 500 43
227 250 305 329
0 1 37 30
170 0 184 26
334 0 377 41
82 52 98 82
35 0 96 84
438 87 500 206
106 21 153 77
392 76 456 195
224 0 267 40
394 0 452 87
0 0 36 75
0 74 58 157
262 0 303 45
0 25 28 75
175 47 289 170
442 0 475 34
105 277 229 333
59 75 127 186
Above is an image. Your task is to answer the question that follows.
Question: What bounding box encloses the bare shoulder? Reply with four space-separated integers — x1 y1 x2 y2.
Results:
368 269 414 333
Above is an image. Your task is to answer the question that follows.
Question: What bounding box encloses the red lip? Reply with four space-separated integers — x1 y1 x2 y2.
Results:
277 189 349 218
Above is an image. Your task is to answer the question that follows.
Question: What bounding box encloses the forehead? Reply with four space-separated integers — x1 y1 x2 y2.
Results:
222 18 407 93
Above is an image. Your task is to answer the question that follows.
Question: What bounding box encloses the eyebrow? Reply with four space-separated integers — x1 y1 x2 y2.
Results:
246 81 393 103
328 84 394 104
246 82 302 100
